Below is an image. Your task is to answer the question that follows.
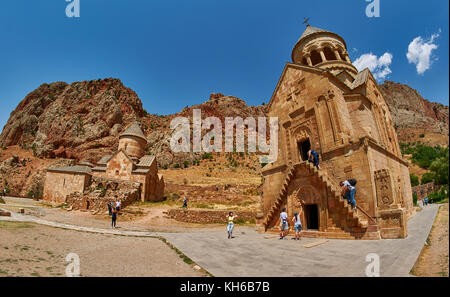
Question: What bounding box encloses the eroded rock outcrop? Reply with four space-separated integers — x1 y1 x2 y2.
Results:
0 78 144 162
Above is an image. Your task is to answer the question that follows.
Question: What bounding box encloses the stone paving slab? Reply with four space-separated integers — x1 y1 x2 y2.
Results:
0 204 441 277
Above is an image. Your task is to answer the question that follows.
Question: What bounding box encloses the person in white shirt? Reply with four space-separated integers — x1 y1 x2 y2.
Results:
279 208 289 240
115 201 121 211
291 212 302 240
340 180 357 211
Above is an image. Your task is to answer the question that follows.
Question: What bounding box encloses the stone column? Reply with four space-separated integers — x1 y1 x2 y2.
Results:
344 52 351 63
319 49 327 63
305 54 312 66
334 50 342 61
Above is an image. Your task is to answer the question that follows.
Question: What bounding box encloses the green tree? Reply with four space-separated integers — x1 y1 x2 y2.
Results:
421 172 435 185
429 153 449 185
410 174 420 187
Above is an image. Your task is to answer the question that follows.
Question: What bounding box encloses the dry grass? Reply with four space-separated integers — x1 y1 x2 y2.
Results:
411 204 449 277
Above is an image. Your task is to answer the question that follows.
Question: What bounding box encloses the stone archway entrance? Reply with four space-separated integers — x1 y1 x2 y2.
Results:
292 185 322 231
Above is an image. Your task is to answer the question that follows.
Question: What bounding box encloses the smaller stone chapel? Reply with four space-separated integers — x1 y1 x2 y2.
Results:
43 122 164 208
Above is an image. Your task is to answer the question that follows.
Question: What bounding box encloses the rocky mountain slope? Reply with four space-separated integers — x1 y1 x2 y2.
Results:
379 81 449 145
0 78 144 162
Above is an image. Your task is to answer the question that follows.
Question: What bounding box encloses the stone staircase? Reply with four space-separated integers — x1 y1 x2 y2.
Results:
263 161 380 239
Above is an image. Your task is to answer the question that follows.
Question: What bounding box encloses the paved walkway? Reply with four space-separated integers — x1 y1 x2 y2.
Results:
0 203 441 277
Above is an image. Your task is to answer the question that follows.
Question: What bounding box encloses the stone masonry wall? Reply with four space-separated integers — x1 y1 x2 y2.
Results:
166 209 256 224
66 176 140 212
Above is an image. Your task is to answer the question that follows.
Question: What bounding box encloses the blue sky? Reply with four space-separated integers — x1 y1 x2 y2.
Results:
0 0 448 130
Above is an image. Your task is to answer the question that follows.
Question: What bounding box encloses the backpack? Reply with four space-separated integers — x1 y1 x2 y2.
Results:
348 179 357 186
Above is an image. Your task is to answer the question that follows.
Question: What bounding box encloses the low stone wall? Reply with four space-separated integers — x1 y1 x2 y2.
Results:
166 209 256 224
66 176 140 212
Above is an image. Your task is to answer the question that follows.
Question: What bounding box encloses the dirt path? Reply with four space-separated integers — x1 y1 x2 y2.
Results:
0 221 204 277
1 196 227 233
411 203 449 277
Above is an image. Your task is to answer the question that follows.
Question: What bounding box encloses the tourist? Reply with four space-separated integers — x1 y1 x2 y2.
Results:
115 201 121 211
424 197 428 206
227 211 237 239
107 202 112 216
340 180 357 211
291 212 302 240
422 198 426 207
308 149 320 169
279 208 289 240
430 197 434 204
182 197 188 208
111 206 117 228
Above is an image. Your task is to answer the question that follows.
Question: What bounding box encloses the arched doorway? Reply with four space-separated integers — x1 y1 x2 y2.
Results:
292 185 322 231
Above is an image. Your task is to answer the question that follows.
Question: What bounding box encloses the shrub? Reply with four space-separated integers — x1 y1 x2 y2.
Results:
419 133 425 138
429 186 449 204
183 160 189 168
421 172 435 185
412 145 448 169
412 193 418 206
201 153 213 160
173 163 180 169
100 188 107 197
410 174 420 187
429 153 449 185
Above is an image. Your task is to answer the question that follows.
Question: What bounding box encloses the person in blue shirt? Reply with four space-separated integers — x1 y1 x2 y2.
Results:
308 149 320 170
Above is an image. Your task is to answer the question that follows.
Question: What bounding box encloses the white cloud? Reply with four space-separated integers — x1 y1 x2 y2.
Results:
406 30 440 75
353 52 393 80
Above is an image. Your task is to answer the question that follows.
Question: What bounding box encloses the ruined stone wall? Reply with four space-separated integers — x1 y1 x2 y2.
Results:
155 174 165 202
65 176 140 212
412 182 437 200
43 171 90 205
129 173 147 201
166 209 256 224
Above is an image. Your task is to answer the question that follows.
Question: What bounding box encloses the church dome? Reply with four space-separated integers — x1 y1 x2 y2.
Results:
119 122 147 142
292 25 358 76
118 121 147 159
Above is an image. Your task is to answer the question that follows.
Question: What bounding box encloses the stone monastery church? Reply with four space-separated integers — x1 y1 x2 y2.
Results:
43 122 164 209
259 25 415 239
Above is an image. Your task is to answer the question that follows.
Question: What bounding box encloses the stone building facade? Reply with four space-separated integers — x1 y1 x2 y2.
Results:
259 25 415 239
43 122 164 208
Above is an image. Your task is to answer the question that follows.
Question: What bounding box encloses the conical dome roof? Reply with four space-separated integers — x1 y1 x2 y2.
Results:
294 24 347 49
119 122 146 141
298 25 330 41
